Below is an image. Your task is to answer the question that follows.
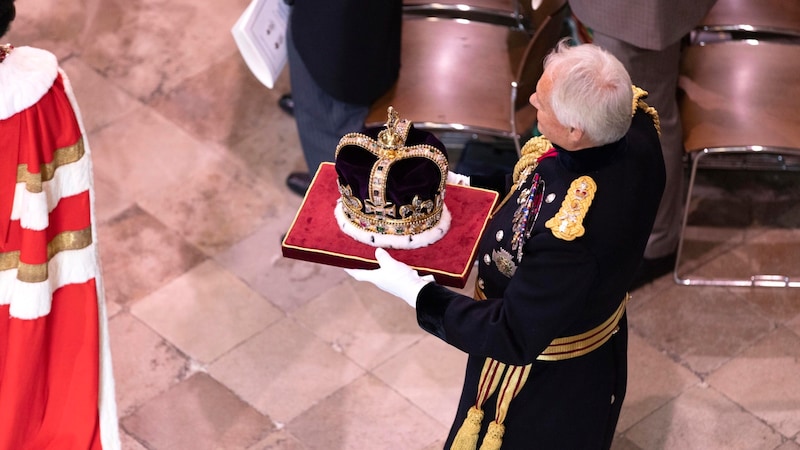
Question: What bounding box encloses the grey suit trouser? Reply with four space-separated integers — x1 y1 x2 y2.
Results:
286 19 370 174
591 32 684 259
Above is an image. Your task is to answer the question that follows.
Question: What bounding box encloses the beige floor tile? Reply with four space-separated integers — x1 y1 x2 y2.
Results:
131 260 283 364
97 205 206 305
89 106 227 201
77 0 248 102
293 280 426 369
618 333 700 432
246 430 308 450
92 171 133 225
779 441 800 450
208 318 365 424
121 373 274 449
228 127 306 192
687 245 759 281
676 226 745 276
2 1 83 60
628 284 772 375
287 374 448 450
109 312 189 417
788 315 800 338
610 435 643 450
105 299 123 319
733 287 800 325
216 221 350 313
148 53 290 148
625 385 784 450
60 56 141 134
136 150 287 255
743 240 800 275
708 327 800 439
422 439 449 450
120 430 147 450
373 335 467 429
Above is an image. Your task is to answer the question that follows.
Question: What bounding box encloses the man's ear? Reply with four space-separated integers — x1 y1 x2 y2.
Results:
568 127 587 148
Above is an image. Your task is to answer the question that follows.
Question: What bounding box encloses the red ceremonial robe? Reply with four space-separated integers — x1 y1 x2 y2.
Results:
0 45 119 449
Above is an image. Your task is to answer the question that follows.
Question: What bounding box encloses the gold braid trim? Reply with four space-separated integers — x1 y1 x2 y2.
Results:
632 85 661 137
513 135 553 184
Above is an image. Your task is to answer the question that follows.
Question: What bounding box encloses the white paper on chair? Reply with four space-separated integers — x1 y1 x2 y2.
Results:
231 0 290 89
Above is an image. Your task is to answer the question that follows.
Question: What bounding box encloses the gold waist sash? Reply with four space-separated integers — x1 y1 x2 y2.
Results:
474 287 629 361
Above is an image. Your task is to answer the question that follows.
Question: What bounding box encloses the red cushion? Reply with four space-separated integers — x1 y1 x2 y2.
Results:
282 163 498 288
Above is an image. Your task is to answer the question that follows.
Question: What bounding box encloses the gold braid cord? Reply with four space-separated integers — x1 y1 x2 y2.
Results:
513 135 552 184
632 85 661 137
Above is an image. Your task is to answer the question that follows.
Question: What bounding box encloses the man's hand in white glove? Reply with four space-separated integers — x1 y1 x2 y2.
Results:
344 248 434 308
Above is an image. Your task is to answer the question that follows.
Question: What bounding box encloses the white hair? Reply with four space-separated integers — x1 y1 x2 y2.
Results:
543 40 633 146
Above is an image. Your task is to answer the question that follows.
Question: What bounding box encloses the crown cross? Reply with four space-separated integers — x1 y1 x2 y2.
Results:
365 199 397 218
378 107 402 149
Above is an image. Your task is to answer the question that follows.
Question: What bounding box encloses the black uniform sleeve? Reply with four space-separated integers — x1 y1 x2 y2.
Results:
416 234 598 366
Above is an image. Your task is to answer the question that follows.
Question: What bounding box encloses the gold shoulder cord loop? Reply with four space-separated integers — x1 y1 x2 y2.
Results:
632 85 661 137
489 135 553 217
513 135 552 184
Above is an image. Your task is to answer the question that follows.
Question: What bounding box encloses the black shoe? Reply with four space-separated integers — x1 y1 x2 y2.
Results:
630 252 677 290
286 171 312 197
278 93 294 116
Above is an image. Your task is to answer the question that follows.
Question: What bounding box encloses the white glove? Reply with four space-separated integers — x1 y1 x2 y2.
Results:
344 248 434 308
447 171 471 186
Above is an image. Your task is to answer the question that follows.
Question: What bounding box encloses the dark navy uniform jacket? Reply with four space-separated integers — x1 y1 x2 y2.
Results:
417 109 665 449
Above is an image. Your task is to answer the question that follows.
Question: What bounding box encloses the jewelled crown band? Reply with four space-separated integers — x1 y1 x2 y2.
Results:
333 107 451 249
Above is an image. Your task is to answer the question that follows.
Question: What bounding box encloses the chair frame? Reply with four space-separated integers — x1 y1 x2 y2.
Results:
674 146 800 287
673 20 800 288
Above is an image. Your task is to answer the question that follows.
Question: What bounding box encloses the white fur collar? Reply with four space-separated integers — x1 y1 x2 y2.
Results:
334 201 452 250
0 46 59 120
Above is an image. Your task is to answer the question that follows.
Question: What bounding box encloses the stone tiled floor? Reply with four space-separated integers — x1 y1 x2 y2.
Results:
8 1 800 449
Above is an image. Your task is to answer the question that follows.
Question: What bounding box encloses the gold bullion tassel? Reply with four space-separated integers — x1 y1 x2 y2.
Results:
479 421 505 450
450 406 484 450
451 358 506 450
479 364 532 450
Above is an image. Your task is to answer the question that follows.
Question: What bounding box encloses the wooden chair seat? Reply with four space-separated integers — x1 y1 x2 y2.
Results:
675 40 800 287
403 0 528 29
680 41 800 153
367 2 568 154
698 0 800 38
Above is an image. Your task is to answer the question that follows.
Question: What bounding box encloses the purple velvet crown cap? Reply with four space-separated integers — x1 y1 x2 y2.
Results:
333 107 451 249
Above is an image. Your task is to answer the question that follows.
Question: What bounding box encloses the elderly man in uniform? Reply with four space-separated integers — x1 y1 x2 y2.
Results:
346 41 665 449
